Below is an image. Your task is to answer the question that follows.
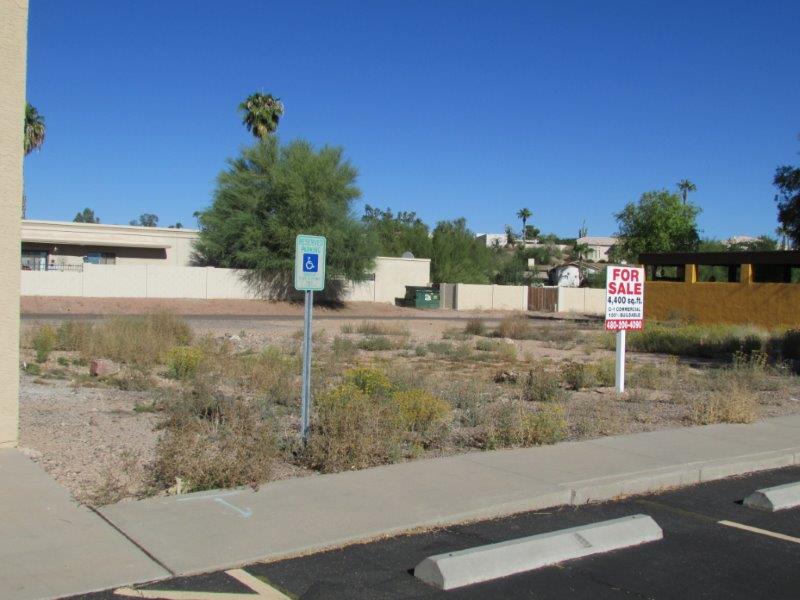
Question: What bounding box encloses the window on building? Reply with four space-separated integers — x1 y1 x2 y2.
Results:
21 249 47 271
646 265 685 282
83 252 116 265
752 265 800 283
697 265 740 283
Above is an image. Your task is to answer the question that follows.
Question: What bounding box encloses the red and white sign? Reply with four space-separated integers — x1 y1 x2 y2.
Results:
605 265 645 331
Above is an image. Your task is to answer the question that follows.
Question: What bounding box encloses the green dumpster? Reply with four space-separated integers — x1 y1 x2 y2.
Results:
414 288 440 309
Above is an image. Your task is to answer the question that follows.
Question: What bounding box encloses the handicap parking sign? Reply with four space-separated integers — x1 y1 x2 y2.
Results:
303 253 318 273
294 235 326 291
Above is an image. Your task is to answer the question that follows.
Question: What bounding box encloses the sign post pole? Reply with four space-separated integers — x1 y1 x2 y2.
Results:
615 329 626 393
294 234 326 444
604 265 644 396
300 289 314 441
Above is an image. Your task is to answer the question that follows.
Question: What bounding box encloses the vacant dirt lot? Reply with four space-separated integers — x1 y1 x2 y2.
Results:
21 296 516 319
18 313 800 505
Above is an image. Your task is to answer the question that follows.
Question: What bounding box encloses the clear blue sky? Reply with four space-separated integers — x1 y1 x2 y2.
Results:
24 0 800 239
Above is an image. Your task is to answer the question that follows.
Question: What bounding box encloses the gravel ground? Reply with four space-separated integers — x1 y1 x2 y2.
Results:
17 315 800 506
18 375 159 503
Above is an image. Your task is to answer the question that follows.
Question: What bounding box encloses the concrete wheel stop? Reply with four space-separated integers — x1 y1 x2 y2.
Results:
744 481 800 512
414 514 663 590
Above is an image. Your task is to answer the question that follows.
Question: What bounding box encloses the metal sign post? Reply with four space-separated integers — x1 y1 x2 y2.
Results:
294 235 326 443
604 265 645 394
300 289 314 440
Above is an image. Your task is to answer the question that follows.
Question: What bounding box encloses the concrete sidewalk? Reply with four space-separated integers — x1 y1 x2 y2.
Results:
99 415 800 577
0 449 169 600
4 415 800 599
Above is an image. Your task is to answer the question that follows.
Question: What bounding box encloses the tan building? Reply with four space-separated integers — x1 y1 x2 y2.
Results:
21 220 200 269
1 0 28 447
576 236 617 262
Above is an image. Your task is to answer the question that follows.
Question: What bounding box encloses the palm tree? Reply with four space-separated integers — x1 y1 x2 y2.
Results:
677 179 696 204
22 102 46 217
24 102 46 156
238 92 284 140
516 208 532 242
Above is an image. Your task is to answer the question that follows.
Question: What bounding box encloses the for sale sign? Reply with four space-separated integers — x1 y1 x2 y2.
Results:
605 265 645 331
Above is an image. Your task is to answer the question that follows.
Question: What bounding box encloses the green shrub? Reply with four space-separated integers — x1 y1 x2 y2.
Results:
112 369 157 391
331 336 358 360
31 325 57 363
442 327 470 340
133 400 161 413
464 318 486 336
485 401 566 448
344 366 393 396
427 341 472 361
561 361 593 390
475 339 500 352
496 317 534 340
537 325 581 347
779 329 800 360
56 320 94 351
629 363 659 388
357 336 394 351
305 383 404 472
154 396 277 492
522 367 565 402
393 389 451 439
497 343 517 362
232 347 297 405
24 362 41 376
78 313 193 366
689 384 758 425
628 323 767 359
355 321 409 336
592 359 616 387
57 356 69 367
165 346 204 379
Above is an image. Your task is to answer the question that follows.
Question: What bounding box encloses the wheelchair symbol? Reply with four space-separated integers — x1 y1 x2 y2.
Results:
302 253 319 273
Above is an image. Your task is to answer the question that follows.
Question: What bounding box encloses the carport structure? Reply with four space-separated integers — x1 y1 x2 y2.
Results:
640 250 800 327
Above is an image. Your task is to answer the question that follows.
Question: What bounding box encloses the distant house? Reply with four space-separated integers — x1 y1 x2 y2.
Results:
576 236 617 262
20 220 199 271
725 235 759 246
548 262 600 287
475 233 509 248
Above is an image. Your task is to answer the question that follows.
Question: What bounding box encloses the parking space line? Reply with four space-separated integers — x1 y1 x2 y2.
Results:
114 568 291 599
718 520 800 544
225 569 291 599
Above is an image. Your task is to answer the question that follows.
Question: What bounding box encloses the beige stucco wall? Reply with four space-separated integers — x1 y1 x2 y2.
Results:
557 287 605 315
20 257 427 303
454 284 494 310
205 268 257 299
453 283 528 311
147 265 207 299
490 284 527 311
372 257 431 303
0 0 27 447
341 280 376 302
83 264 148 297
21 220 199 266
21 270 84 296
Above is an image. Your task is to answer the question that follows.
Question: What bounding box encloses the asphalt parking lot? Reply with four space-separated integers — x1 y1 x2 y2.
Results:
69 465 800 599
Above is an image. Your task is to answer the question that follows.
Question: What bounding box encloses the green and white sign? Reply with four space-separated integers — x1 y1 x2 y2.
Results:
294 234 327 291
